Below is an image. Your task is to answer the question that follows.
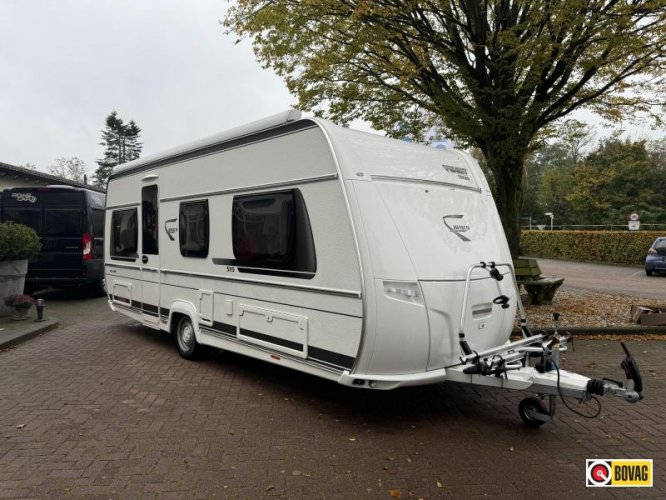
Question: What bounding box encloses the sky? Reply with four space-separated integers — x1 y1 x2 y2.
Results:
1 1 663 176
0 0 298 174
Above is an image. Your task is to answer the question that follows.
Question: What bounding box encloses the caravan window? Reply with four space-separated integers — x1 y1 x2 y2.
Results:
111 209 138 258
179 200 209 258
231 189 316 278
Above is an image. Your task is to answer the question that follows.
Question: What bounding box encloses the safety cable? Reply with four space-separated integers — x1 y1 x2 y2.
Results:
554 362 602 419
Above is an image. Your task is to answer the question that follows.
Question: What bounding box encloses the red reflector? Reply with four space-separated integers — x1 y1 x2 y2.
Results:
82 233 92 260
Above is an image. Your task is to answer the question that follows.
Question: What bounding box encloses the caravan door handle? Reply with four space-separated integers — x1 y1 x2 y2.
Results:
141 255 148 264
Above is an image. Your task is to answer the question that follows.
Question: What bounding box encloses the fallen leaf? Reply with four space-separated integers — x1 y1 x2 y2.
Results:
388 489 401 498
265 485 274 492
437 480 443 488
16 424 25 429
349 437 357 441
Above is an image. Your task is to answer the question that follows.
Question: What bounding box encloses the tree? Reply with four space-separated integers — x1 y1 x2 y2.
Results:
567 138 664 225
93 111 143 187
47 157 88 183
225 1 666 257
20 163 37 171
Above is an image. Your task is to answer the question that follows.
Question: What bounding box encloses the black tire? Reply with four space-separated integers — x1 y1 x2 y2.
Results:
175 315 199 359
518 397 548 428
646 269 653 276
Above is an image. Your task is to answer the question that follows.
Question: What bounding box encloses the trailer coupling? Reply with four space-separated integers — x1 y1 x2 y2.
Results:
448 335 644 427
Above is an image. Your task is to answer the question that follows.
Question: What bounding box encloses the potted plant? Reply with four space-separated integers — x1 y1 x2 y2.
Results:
0 222 41 317
3 294 35 320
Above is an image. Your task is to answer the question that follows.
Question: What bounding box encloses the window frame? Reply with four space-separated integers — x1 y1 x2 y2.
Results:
226 188 316 279
179 200 210 258
110 208 138 260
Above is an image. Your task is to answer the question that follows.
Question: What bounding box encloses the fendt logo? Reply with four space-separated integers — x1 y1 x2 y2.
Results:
442 214 471 242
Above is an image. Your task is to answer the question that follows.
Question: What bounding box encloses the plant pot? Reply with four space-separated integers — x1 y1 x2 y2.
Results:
10 306 30 321
0 260 28 317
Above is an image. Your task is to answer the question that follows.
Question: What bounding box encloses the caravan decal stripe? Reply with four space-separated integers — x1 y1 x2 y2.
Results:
239 328 303 352
202 322 354 371
308 347 355 370
212 321 236 336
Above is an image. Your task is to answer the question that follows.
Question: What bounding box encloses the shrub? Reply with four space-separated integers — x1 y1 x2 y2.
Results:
4 294 35 309
520 230 662 265
0 222 41 261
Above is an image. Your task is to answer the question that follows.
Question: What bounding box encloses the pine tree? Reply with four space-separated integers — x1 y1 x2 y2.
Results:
93 111 143 187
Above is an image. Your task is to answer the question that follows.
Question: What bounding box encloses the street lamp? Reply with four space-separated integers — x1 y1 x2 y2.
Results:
545 212 554 231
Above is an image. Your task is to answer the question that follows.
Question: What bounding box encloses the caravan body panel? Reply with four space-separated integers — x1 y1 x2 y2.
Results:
106 111 517 387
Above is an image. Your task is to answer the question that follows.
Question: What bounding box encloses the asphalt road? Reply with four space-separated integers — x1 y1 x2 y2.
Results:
537 258 666 300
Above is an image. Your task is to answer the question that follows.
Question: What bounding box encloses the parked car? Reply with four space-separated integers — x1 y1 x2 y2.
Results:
645 237 666 276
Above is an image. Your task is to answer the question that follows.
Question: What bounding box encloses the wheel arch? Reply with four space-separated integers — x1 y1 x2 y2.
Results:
167 300 201 342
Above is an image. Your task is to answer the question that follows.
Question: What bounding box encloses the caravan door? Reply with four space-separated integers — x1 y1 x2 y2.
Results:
140 185 160 325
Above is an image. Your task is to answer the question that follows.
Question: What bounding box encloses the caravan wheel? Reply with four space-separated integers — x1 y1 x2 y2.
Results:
176 316 199 359
518 397 548 428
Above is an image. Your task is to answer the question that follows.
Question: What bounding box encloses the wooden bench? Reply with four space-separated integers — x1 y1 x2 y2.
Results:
513 258 564 306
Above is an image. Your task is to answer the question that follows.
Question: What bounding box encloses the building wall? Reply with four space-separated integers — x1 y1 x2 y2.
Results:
0 176 50 191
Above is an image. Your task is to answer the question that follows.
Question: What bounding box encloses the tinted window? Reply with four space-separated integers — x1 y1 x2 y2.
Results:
142 186 159 255
3 208 41 233
111 209 138 258
43 209 82 237
231 189 316 278
91 209 105 238
654 239 666 250
179 201 209 258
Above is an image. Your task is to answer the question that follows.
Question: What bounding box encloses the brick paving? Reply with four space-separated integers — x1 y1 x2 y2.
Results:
0 290 664 498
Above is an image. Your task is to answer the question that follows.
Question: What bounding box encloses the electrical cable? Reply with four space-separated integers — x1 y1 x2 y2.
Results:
554 362 602 419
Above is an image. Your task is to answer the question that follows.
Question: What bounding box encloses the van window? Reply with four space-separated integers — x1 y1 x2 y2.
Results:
179 200 209 258
91 209 105 238
111 209 138 258
3 208 41 233
44 209 82 237
231 189 316 278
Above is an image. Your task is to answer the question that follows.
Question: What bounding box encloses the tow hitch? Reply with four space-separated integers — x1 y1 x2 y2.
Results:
451 262 644 426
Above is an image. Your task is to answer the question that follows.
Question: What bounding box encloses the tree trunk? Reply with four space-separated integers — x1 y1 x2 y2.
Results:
484 145 527 259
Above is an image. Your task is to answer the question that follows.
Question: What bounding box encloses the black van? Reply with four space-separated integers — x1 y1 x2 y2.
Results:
1 185 106 292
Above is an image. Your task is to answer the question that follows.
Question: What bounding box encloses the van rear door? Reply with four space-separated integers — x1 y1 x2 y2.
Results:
38 207 84 279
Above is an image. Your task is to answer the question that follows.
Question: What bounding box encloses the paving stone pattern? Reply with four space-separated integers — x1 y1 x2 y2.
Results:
0 292 664 498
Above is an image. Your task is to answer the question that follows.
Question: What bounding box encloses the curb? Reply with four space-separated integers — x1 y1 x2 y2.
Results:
0 316 59 350
512 326 666 336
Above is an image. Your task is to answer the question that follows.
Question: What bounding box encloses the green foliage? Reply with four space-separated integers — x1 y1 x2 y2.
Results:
225 1 666 257
93 111 143 188
520 230 662 265
0 223 41 261
525 136 666 227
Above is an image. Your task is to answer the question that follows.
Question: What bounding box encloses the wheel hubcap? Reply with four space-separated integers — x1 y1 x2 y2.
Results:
180 323 193 349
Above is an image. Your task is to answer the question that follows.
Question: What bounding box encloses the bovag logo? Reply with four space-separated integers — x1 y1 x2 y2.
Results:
586 459 653 487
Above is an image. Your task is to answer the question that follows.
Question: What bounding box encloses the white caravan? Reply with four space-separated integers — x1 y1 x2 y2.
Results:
105 110 642 426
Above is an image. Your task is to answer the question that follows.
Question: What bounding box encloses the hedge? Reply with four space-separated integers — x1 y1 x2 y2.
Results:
520 230 663 265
